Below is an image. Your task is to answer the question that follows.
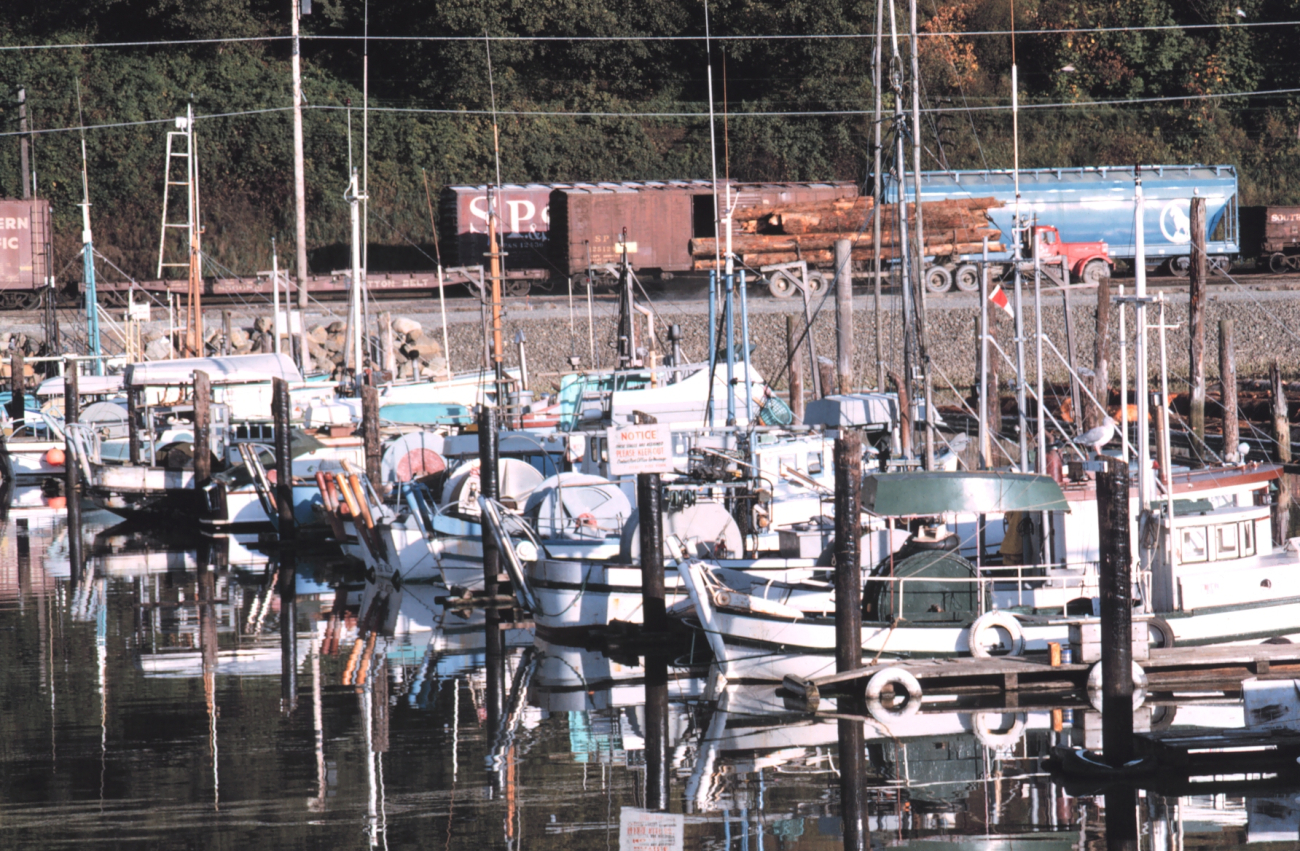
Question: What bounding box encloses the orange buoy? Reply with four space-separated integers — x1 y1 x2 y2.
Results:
46 496 67 510
44 447 66 466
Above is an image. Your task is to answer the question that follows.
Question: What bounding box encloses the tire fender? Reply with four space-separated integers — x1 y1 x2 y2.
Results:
968 611 1025 659
972 711 1027 749
1086 660 1148 711
864 667 923 721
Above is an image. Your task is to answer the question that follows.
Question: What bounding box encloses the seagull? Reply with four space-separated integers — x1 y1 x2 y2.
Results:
1075 415 1117 456
1060 64 1077 73
1236 7 1247 17
1238 441 1251 461
936 433 972 471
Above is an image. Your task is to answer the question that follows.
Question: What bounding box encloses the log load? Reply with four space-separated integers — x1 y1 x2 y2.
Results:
703 196 1006 267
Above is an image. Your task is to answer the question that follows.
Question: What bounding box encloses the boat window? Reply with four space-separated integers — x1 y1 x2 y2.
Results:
1216 523 1238 557
1243 520 1255 556
1181 527 1208 563
807 452 823 475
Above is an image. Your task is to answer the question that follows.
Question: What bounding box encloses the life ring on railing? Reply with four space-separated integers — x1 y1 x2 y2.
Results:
864 667 923 721
1086 660 1148 711
967 611 1025 659
972 711 1027 749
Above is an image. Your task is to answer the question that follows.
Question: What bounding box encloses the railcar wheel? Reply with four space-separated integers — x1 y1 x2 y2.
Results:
953 264 980 292
1208 256 1231 276
767 273 795 299
504 280 532 297
1167 256 1191 277
805 271 828 295
1270 253 1289 274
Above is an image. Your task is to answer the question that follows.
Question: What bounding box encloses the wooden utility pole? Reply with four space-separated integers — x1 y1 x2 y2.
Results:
18 87 30 200
193 371 212 487
292 0 311 373
1188 197 1208 447
834 238 854 396
1273 360 1290 464
1220 318 1239 461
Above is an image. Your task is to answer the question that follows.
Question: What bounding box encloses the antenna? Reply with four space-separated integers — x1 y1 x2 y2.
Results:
703 0 723 283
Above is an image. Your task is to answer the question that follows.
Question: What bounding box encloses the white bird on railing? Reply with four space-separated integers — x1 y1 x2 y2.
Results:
1239 441 1251 461
1075 415 1117 456
936 433 971 471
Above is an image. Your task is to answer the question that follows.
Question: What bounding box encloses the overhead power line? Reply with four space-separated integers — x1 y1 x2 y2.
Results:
0 18 1298 52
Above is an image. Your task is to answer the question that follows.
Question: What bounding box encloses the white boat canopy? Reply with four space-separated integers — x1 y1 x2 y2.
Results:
36 374 125 397
123 353 303 387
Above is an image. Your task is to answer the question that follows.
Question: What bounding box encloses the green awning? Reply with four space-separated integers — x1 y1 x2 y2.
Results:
860 471 1069 516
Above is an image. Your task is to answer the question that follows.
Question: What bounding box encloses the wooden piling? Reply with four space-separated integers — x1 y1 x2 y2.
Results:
1153 392 1170 482
1096 457 1133 767
786 315 804 421
818 357 836 399
127 385 141 465
222 310 232 356
64 362 80 533
192 370 212 487
1220 319 1239 461
1088 270 1112 432
643 651 670 811
1273 361 1292 544
272 377 295 540
7 347 23 423
638 472 666 634
478 406 501 599
889 370 912 460
380 312 395 377
1189 197 1208 448
361 384 381 492
833 429 863 674
834 238 854 395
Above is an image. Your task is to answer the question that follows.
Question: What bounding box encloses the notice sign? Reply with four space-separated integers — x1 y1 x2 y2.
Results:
607 422 672 476
620 807 684 851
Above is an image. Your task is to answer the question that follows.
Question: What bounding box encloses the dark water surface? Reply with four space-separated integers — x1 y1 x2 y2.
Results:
3 508 1300 850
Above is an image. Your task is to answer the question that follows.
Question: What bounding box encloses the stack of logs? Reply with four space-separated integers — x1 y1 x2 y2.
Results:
689 195 1006 270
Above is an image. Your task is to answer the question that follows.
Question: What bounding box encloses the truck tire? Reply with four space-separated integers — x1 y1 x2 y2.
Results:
1081 259 1110 286
806 271 828 294
954 264 980 292
1166 256 1191 277
767 273 795 299
924 266 953 294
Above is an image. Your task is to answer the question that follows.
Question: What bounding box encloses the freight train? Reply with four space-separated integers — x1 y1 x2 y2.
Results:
0 164 1276 309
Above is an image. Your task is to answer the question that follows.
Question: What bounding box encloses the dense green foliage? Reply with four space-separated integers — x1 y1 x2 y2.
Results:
2 0 1300 280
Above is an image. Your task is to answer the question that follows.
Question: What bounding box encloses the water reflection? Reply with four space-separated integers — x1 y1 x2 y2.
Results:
2 504 1300 849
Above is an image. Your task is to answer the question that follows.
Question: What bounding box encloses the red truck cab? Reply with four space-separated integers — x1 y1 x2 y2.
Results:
1031 225 1112 285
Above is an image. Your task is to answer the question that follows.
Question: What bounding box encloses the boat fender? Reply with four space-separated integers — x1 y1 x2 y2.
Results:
1086 660 1148 711
972 711 1027 749
968 611 1025 659
1145 616 1176 649
864 667 923 722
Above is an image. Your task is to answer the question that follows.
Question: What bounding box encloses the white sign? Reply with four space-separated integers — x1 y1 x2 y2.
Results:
607 422 672 476
620 807 683 851
127 303 151 321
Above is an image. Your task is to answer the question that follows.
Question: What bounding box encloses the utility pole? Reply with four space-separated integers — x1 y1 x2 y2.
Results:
292 0 311 372
18 87 30 200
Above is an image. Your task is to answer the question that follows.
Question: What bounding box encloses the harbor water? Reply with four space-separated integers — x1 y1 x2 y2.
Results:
3 499 1299 850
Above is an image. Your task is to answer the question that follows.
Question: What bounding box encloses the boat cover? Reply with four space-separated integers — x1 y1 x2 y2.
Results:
861 471 1068 516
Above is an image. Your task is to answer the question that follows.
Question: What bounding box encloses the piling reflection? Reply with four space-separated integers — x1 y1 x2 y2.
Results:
4 515 1300 849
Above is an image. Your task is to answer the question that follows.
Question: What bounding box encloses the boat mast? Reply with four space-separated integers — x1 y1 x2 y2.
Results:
75 84 102 374
909 0 935 470
888 0 915 460
1010 2 1029 471
1135 170 1153 569
872 0 885 392
292 0 310 373
485 33 507 408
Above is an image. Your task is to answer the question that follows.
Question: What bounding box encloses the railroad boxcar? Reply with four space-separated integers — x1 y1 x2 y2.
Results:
893 165 1240 287
0 198 52 308
548 180 859 278
1239 206 1300 273
438 184 562 293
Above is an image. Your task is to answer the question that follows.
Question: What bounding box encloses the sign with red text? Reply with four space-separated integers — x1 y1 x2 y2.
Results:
607 422 672 476
620 807 683 851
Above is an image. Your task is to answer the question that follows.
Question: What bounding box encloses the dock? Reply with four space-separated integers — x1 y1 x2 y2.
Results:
782 643 1300 710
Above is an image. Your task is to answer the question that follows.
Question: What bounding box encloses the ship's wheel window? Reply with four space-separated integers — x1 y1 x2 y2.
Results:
1181 527 1208 563
1243 520 1255 556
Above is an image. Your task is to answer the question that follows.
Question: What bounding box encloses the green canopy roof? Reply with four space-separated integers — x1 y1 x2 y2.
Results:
860 471 1069 517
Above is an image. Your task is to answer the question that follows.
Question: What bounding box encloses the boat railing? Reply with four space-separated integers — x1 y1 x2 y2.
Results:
871 561 1107 620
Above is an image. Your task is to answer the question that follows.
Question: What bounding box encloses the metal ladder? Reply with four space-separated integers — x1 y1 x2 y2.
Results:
156 112 196 278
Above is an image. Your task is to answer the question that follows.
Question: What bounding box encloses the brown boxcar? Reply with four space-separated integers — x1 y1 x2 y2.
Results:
550 181 859 277
0 198 51 292
1240 205 1300 272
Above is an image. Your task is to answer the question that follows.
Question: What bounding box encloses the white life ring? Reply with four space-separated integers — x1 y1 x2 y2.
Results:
1086 660 1148 711
968 611 1025 658
972 711 1027 749
864 667 923 721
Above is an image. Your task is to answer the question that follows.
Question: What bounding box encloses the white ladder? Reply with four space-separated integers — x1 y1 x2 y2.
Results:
156 113 196 278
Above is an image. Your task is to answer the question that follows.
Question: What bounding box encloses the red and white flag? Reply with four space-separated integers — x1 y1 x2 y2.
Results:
988 283 1014 319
